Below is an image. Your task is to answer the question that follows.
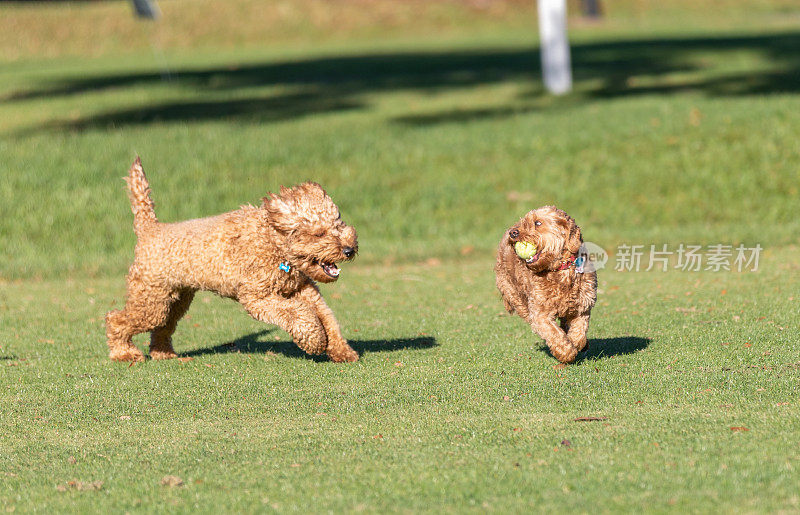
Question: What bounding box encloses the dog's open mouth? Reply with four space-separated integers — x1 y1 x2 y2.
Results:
525 252 542 264
321 262 340 278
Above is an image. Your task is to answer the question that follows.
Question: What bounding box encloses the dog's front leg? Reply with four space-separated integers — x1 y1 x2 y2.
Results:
530 310 578 363
240 293 328 357
564 314 590 352
495 270 531 321
297 284 359 363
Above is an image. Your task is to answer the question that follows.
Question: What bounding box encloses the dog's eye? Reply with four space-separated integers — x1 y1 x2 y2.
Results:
534 221 542 227
509 229 519 239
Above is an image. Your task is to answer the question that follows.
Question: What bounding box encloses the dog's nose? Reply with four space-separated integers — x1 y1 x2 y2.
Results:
343 247 355 258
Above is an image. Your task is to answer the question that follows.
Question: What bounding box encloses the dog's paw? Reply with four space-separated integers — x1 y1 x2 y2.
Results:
549 343 579 364
149 350 178 360
109 347 146 362
327 345 359 363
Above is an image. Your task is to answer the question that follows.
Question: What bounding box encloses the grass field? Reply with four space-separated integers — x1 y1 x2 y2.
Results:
1 0 799 512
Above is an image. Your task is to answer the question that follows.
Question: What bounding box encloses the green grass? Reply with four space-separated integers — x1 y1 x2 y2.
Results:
1 0 800 512
2 255 799 512
2 29 800 278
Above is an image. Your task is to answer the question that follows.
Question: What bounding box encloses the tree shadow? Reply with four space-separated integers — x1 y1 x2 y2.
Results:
5 50 540 103
537 336 651 363
8 31 800 132
393 105 543 126
182 328 437 361
56 93 363 130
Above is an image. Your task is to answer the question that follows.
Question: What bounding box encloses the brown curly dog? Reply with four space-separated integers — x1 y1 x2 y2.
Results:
105 157 359 363
495 206 597 364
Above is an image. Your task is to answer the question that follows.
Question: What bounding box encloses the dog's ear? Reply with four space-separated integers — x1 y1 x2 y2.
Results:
565 218 583 254
261 186 301 233
553 210 583 254
261 182 334 232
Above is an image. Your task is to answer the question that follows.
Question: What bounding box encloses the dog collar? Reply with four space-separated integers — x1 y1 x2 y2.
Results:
279 262 292 273
558 253 585 272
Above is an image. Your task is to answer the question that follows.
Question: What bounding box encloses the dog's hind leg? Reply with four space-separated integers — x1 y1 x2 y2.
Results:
105 280 180 362
106 309 147 362
240 294 328 357
150 289 196 360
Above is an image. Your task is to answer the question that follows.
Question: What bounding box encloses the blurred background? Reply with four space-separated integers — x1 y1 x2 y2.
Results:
1 0 798 278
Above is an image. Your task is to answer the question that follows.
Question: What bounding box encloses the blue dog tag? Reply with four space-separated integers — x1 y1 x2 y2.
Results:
574 256 585 273
279 262 291 273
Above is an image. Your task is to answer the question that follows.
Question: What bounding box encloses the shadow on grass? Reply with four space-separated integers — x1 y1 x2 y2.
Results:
182 329 437 361
55 93 363 129
537 336 651 363
393 105 542 126
9 32 800 131
0 355 19 360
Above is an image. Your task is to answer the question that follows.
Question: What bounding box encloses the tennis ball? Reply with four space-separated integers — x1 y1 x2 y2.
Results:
514 241 538 260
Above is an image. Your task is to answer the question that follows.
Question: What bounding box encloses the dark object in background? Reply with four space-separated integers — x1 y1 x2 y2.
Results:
130 0 160 20
580 0 602 19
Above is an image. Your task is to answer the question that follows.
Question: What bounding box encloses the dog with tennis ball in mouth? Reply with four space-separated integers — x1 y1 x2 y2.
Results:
494 206 597 364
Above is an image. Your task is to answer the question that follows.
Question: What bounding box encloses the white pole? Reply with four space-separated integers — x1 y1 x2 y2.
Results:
538 0 572 95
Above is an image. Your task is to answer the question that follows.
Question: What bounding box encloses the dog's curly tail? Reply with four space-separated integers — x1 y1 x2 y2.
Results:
124 156 157 234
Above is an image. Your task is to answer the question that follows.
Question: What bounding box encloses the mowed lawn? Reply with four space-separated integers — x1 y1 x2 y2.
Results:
2 257 799 512
1 0 799 512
